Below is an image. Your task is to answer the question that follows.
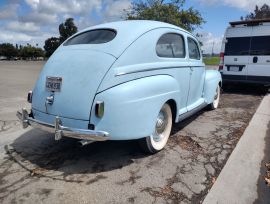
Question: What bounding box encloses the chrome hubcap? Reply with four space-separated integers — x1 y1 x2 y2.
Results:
153 110 168 142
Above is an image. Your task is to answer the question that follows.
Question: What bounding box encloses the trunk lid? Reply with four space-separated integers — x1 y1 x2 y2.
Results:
32 48 116 120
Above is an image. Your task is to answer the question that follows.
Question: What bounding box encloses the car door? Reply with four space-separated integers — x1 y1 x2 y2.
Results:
187 37 205 111
154 31 190 115
247 24 270 83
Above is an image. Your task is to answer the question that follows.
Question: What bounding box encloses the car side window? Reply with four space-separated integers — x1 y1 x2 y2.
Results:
156 33 185 58
188 37 201 60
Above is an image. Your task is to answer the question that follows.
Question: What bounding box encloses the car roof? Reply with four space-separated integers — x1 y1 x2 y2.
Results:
68 20 189 58
83 20 184 32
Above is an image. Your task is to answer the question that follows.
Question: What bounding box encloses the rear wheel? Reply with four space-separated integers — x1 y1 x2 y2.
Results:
140 103 172 154
209 85 220 110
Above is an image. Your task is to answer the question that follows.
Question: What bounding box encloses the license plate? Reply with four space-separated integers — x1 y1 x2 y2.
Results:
230 66 239 72
46 77 62 92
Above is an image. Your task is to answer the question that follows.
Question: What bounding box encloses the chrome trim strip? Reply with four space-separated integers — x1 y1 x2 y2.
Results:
16 109 109 141
177 102 208 122
115 66 204 76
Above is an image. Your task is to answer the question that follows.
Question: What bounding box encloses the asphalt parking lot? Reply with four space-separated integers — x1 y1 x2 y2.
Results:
0 61 267 204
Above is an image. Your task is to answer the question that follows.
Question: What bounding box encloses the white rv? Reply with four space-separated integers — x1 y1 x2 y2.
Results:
219 19 270 85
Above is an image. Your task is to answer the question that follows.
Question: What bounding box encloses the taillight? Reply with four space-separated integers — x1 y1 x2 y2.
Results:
27 90 33 103
219 52 224 71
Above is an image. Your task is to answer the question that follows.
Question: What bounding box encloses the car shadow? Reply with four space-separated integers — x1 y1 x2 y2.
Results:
10 84 263 177
10 120 193 177
10 129 147 175
222 83 269 96
171 111 202 135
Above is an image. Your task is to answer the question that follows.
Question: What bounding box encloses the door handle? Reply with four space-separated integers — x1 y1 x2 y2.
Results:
190 67 194 71
267 60 270 63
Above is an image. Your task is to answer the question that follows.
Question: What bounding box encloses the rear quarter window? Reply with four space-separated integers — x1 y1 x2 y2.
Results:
64 29 116 46
188 37 201 60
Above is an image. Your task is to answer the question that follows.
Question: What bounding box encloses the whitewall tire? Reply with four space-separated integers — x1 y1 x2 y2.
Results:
140 103 172 154
209 85 220 110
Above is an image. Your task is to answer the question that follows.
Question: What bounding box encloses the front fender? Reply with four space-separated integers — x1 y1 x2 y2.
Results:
204 70 222 104
90 75 180 140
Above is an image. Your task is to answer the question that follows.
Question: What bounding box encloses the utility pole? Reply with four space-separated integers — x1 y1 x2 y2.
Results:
211 41 215 57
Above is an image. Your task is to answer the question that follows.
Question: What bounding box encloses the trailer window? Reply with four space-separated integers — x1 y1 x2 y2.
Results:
225 37 251 56
250 36 270 55
64 29 116 46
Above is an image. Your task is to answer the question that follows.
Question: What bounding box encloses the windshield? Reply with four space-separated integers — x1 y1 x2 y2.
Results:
64 29 116 46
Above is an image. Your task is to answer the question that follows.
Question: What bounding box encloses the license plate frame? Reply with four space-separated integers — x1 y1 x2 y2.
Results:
229 66 239 72
46 76 62 92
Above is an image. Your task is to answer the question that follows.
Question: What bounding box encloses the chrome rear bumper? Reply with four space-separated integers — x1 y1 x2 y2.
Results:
16 108 109 141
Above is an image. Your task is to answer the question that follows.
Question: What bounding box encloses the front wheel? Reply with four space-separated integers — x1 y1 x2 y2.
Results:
209 85 220 110
139 103 172 154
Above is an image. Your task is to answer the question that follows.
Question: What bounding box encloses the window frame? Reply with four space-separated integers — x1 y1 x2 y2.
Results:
155 32 186 59
187 37 201 60
63 28 117 46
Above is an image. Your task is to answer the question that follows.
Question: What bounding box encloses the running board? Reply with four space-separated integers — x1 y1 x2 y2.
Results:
177 102 208 122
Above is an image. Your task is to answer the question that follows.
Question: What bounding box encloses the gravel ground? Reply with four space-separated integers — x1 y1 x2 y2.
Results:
0 61 266 204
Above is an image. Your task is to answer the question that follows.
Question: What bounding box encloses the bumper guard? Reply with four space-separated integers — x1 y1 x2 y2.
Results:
16 108 109 141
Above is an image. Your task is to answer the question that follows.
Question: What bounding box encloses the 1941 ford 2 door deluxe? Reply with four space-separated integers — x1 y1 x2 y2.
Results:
17 20 221 153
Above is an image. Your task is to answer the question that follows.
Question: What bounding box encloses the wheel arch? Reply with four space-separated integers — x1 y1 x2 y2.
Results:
166 99 177 123
204 70 222 104
91 75 180 140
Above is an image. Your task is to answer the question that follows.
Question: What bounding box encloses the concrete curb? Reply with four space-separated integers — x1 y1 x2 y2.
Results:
203 94 270 204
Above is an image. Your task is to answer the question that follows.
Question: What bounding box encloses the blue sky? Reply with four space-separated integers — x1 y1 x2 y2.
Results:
0 0 267 53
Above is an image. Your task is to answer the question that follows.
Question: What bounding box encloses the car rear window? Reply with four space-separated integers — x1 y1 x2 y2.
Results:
225 37 251 56
64 29 116 46
156 33 185 58
250 36 270 55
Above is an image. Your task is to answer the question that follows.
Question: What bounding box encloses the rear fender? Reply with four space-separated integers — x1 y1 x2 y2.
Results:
204 70 222 104
90 75 180 140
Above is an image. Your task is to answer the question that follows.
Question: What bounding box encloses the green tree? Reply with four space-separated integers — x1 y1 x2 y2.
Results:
126 0 205 32
20 45 44 59
44 37 60 58
44 18 78 57
242 4 270 20
59 18 78 43
0 43 18 59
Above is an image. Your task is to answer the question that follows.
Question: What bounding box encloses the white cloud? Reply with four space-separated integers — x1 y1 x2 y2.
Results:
196 32 223 54
6 22 40 33
0 30 55 46
0 0 131 47
25 0 39 9
0 3 19 20
197 0 267 11
102 0 131 21
25 0 102 15
0 31 32 43
19 12 58 25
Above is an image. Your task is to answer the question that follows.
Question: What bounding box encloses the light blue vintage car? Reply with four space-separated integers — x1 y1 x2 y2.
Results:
17 20 221 153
